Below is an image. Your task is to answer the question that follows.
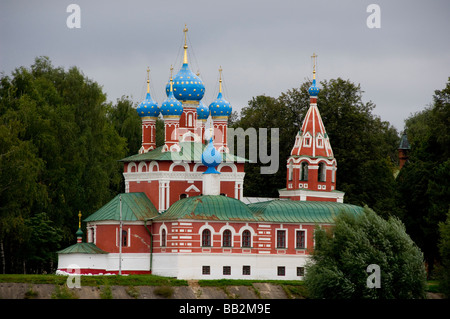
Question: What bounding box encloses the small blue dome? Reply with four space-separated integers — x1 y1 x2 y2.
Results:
136 92 159 118
197 100 209 120
308 79 320 96
160 85 183 117
202 138 222 174
209 92 232 118
167 63 205 101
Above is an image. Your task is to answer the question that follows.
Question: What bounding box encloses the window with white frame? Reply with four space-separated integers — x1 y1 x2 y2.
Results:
276 230 286 248
242 230 251 248
296 230 306 249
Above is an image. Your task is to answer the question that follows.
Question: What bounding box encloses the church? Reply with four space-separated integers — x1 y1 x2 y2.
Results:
57 26 363 280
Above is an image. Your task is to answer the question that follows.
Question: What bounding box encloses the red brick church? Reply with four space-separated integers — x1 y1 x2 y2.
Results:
57 27 362 280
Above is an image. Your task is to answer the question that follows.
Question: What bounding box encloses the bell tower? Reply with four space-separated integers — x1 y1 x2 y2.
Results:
279 54 344 202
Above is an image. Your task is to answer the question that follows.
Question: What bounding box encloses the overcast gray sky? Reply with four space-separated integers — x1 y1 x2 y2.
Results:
1 0 449 132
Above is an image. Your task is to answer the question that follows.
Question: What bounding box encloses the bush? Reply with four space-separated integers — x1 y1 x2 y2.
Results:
304 207 427 299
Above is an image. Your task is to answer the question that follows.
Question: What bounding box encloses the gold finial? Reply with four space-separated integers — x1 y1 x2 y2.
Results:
146 67 150 93
311 53 317 79
78 211 82 229
183 24 189 64
218 66 223 93
169 65 174 92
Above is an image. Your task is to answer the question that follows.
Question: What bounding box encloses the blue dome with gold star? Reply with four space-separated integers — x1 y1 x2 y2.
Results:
136 92 159 118
197 100 209 120
308 78 320 97
166 63 205 101
209 91 232 118
160 81 183 117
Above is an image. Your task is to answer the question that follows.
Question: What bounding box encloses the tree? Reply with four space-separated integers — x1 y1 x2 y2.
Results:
0 57 128 273
396 77 450 276
304 207 427 299
108 96 142 156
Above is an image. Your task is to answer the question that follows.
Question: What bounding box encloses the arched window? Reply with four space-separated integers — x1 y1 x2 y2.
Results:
180 193 187 199
242 230 251 248
300 162 309 181
161 228 166 247
202 229 211 247
318 162 326 182
288 161 293 181
223 230 232 247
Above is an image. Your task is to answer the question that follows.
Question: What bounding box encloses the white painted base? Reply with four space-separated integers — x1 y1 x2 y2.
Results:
152 253 309 280
57 253 150 273
58 252 310 280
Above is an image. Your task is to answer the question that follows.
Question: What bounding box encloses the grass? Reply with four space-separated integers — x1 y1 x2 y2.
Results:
0 274 188 287
153 285 174 298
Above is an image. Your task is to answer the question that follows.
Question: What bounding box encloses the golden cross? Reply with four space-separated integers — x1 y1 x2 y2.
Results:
218 66 223 93
183 24 188 47
311 53 318 79
78 211 82 229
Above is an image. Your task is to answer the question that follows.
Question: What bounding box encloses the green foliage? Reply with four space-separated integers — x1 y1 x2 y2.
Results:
153 285 174 298
0 56 128 273
396 78 450 275
438 211 450 297
51 284 78 299
304 207 427 299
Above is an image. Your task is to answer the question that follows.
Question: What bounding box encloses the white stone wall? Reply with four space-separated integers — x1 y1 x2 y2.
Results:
152 253 309 280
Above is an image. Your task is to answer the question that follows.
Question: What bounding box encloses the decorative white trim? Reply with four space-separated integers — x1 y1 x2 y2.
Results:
185 184 200 193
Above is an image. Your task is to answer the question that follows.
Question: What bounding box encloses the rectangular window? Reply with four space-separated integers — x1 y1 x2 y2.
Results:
277 266 285 276
297 267 305 276
202 266 210 275
277 230 286 249
223 266 231 275
296 230 306 249
242 265 251 276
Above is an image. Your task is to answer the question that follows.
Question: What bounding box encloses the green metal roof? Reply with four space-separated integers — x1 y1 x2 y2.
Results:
119 142 249 163
248 200 363 223
57 242 108 254
156 195 258 222
156 195 363 224
84 193 159 222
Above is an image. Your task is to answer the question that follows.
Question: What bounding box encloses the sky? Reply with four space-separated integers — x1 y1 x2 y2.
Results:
1 0 449 132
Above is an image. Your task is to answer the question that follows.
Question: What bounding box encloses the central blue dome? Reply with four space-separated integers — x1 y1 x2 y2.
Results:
166 63 205 101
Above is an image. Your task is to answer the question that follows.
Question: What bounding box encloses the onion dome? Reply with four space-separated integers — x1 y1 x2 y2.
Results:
160 68 183 117
209 67 232 118
308 52 320 97
167 25 205 101
202 137 222 174
308 78 320 96
137 68 159 117
197 100 209 120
